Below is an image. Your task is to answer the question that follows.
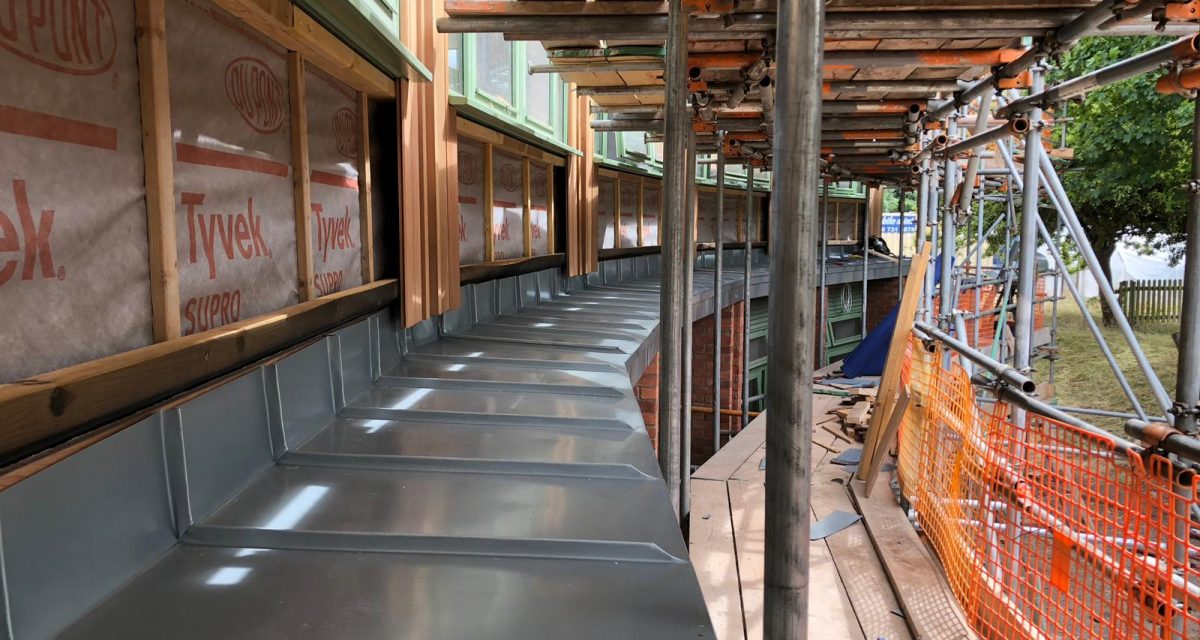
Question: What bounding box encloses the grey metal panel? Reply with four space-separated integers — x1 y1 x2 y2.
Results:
0 416 175 640
263 364 287 460
59 546 716 640
603 260 619 283
406 337 628 372
497 276 520 316
441 293 475 334
490 315 652 338
518 272 539 309
536 268 555 301
335 321 374 404
380 359 629 392
176 369 275 522
296 417 661 477
535 299 659 317
274 341 336 450
473 280 497 322
453 324 642 354
201 464 685 556
410 317 439 345
377 306 404 375
345 386 644 428
514 309 657 331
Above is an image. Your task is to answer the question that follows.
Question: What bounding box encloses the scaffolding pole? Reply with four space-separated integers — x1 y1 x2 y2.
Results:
1036 151 1174 416
862 185 870 339
713 135 726 452
1013 65 1044 377
743 164 755 428
897 187 906 300
681 130 697 523
940 115 959 327
1177 99 1200 435
925 166 939 323
656 0 688 521
819 181 829 366
764 0 822 634
916 161 930 320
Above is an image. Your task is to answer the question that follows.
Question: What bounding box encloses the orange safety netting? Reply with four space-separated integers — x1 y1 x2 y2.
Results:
932 272 1050 351
896 336 1200 640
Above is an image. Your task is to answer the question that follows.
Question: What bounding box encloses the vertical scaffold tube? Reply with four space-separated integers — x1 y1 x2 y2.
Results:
764 0 822 635
924 167 939 323
940 116 959 327
1013 66 1043 376
916 163 929 320
897 187 906 300
959 89 996 220
656 0 688 520
861 186 870 339
1177 100 1200 435
1038 148 1174 416
681 131 696 522
742 164 755 428
819 182 829 367
713 136 726 452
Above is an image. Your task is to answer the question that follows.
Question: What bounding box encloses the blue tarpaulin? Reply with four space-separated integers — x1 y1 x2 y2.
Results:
841 253 945 377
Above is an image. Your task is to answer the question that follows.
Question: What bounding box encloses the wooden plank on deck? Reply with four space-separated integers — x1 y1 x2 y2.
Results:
694 411 765 481
729 480 862 640
850 478 976 640
812 464 913 640
690 479 745 640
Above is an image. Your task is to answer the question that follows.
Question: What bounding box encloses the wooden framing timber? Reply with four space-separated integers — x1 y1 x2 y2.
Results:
213 0 397 98
135 0 181 342
0 280 398 467
456 116 568 266
289 52 316 302
456 117 567 167
858 242 932 487
357 92 375 283
522 157 533 256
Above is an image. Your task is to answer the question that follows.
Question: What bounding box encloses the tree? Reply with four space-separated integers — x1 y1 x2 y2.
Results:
882 187 917 212
1052 36 1192 323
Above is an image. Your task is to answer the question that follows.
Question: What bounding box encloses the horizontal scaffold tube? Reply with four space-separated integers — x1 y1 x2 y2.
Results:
826 80 961 95
914 320 1037 393
439 11 1078 36
1125 420 1200 465
927 0 1132 121
939 117 1029 158
822 100 924 115
971 374 1142 456
998 34 1200 117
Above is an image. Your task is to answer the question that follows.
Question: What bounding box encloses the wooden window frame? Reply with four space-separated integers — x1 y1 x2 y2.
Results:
456 117 565 266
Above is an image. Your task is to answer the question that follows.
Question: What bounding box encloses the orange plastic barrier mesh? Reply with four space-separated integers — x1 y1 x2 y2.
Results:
932 271 1050 351
896 336 1200 639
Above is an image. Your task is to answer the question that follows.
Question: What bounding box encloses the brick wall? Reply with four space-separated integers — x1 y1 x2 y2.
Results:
866 277 901 333
689 300 746 467
633 301 747 469
635 355 660 450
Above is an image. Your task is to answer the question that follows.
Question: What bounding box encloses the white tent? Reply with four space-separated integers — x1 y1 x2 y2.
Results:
1075 243 1185 298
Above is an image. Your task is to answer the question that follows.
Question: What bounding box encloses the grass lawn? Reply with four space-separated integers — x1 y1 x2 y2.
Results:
1039 294 1179 435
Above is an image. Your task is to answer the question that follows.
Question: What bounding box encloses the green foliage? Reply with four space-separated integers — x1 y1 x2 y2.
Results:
1051 36 1192 263
882 187 918 212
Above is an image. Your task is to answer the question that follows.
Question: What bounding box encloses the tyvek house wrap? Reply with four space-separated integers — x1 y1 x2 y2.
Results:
168 0 298 336
619 178 639 248
491 149 524 260
305 63 362 297
456 137 486 265
642 185 660 246
530 160 550 256
0 0 154 383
